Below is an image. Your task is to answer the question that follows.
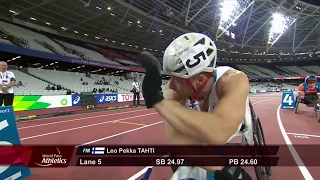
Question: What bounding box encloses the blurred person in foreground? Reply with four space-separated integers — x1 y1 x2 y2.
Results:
0 61 16 106
131 77 141 107
138 32 253 180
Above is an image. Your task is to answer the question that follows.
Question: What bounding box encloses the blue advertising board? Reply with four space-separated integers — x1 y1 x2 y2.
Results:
95 94 118 104
71 94 81 106
71 94 118 106
0 106 32 180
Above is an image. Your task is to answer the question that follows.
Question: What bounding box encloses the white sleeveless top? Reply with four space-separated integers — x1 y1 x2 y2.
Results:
185 66 253 144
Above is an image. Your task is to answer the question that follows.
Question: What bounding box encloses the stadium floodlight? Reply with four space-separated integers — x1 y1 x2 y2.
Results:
217 0 254 39
220 1 239 23
268 13 296 48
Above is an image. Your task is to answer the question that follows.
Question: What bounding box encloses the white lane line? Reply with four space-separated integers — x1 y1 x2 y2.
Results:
17 107 146 123
77 122 163 147
20 112 157 141
127 166 154 180
277 104 313 180
18 109 148 129
249 98 279 104
287 132 320 138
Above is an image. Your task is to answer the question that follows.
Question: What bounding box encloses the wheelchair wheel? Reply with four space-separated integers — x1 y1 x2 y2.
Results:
294 96 300 114
253 117 271 180
249 101 271 180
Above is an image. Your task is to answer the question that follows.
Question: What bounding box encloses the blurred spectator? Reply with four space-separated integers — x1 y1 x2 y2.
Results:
46 84 51 90
16 81 24 87
131 77 141 107
66 89 72 95
0 61 16 106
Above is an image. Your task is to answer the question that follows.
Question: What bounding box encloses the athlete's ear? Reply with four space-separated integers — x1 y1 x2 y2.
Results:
196 74 207 87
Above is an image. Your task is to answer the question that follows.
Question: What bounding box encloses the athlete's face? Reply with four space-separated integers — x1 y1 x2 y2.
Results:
169 74 207 99
307 81 317 88
169 76 194 98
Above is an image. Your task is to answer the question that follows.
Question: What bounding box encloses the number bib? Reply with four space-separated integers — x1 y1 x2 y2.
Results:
180 44 210 77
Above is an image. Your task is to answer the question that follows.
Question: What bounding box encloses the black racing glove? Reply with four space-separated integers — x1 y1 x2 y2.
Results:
138 51 164 108
215 166 252 180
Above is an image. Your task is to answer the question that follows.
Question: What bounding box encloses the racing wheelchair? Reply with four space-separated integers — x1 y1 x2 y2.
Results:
247 100 272 180
141 100 272 180
294 92 320 122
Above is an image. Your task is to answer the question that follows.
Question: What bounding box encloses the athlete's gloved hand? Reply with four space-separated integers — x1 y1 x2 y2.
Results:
138 51 164 108
215 166 252 180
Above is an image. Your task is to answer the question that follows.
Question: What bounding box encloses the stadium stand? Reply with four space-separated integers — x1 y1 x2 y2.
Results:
53 39 120 65
11 69 63 96
0 21 53 53
281 66 316 76
302 65 320 74
1 20 319 79
27 68 136 94
9 67 294 96
247 65 280 77
249 82 296 92
85 44 139 66
0 20 318 97
236 65 271 78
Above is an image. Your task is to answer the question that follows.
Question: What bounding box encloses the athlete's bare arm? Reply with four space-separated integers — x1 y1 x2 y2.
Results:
155 70 250 145
163 81 198 144
297 84 305 99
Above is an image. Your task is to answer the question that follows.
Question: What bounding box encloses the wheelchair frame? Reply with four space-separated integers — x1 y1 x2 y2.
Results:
294 96 320 122
247 100 272 180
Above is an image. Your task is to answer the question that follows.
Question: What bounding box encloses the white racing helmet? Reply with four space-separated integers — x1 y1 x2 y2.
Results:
163 32 217 79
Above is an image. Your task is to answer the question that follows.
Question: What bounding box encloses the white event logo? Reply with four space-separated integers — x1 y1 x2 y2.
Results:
105 96 116 102
73 96 80 104
99 95 105 102
34 147 67 167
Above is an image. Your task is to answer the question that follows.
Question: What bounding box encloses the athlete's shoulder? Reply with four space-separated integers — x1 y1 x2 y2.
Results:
298 84 304 91
217 67 249 95
221 67 248 80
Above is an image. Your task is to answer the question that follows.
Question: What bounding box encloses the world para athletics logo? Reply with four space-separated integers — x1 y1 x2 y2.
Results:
34 147 67 167
31 146 74 168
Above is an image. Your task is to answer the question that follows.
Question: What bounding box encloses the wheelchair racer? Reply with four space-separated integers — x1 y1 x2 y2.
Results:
298 76 320 98
297 76 320 110
138 32 252 180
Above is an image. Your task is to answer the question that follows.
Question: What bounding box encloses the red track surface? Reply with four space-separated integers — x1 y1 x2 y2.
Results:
17 93 320 180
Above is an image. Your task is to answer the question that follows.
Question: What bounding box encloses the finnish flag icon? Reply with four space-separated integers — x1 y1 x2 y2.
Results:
91 147 105 154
